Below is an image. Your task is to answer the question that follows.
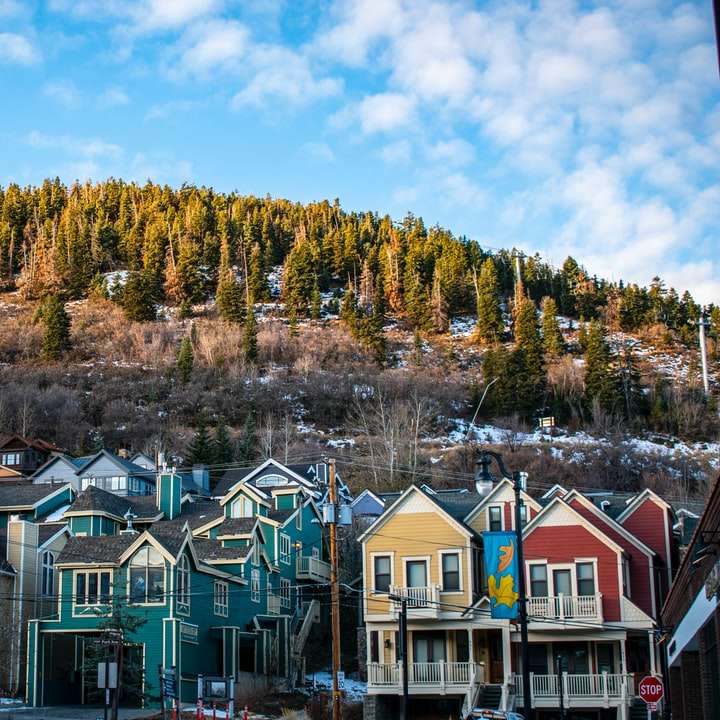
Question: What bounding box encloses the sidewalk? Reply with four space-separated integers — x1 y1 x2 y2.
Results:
0 708 151 719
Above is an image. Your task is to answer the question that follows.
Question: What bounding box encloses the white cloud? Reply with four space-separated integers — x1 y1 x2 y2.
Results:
136 0 221 32
427 138 475 166
357 92 415 133
98 87 130 108
299 142 334 162
381 140 411 164
0 0 25 18
0 32 39 64
42 80 81 107
145 99 203 121
439 173 486 208
27 131 123 159
175 19 248 74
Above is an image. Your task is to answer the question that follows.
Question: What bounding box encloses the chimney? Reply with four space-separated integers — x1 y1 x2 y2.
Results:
192 465 210 491
117 448 129 459
156 469 182 520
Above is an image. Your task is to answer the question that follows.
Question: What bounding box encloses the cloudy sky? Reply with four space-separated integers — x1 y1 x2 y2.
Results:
1 0 718 302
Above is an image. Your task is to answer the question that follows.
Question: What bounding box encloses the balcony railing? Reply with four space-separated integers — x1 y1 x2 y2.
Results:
513 672 634 707
368 662 483 693
267 593 282 615
296 555 332 582
389 585 441 617
526 594 603 622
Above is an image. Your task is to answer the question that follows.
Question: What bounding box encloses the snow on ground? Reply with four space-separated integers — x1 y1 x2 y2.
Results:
102 270 129 296
438 419 720 469
450 315 476 337
267 265 283 298
308 671 367 702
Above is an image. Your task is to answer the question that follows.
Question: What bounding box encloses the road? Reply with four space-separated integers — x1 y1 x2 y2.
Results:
0 708 151 720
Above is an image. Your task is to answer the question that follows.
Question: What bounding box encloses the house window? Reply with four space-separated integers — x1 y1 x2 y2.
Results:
369 631 379 663
280 578 291 608
488 506 502 531
280 534 291 564
530 565 548 597
441 552 461 592
214 581 229 617
251 569 260 603
232 497 254 518
42 551 55 596
129 546 165 604
252 542 260 566
75 570 111 605
177 555 190 612
296 502 303 531
576 563 595 596
2 452 21 466
518 504 528 527
373 555 391 593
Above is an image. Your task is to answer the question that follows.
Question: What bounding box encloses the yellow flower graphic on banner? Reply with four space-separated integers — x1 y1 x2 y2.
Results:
488 573 518 609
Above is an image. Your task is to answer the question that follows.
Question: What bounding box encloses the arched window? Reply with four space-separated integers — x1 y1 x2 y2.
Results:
231 496 254 518
129 546 164 604
177 554 190 612
41 551 55 596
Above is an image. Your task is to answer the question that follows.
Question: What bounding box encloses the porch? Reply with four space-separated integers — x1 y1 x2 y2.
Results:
296 555 331 582
367 661 483 694
513 672 635 708
527 593 603 623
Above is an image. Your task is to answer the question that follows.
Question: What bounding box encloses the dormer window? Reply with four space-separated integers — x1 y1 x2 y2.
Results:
177 554 190 613
255 474 289 487
488 506 502 532
231 496 254 518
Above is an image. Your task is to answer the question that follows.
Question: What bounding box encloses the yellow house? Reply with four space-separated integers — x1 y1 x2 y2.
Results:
359 484 513 719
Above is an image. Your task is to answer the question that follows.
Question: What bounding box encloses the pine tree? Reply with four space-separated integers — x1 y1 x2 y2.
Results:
513 296 545 413
431 269 449 333
120 271 157 322
36 295 72 360
213 417 234 465
481 344 514 416
236 411 257 464
618 346 645 421
243 302 258 363
340 282 358 332
186 414 214 465
216 267 245 323
540 296 564 358
475 257 504 343
176 336 194 384
310 276 322 320
584 319 620 411
577 318 588 351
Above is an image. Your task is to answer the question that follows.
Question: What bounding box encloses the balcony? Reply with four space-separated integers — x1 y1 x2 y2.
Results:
526 594 603 623
296 555 331 582
389 585 441 619
513 672 634 708
267 593 282 615
368 662 483 695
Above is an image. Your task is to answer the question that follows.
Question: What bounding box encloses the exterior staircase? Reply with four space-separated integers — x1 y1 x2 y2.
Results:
630 698 650 719
461 682 503 718
288 599 320 688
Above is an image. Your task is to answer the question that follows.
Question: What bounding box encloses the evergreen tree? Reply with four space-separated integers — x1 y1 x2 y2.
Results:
213 417 234 465
310 276 322 320
37 295 72 360
475 257 503 343
540 296 564 358
481 344 514 416
584 319 620 411
176 336 194 383
577 318 588 351
120 271 157 322
513 296 545 413
216 267 245 323
340 282 358 331
186 414 214 465
431 269 449 333
243 302 258 363
236 411 257 464
619 347 645 421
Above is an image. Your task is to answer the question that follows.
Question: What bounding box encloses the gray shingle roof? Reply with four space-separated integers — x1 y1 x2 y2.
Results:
193 537 251 562
148 527 188 557
267 508 294 524
57 534 138 564
215 518 256 535
69 486 161 520
0 483 71 509
149 499 223 532
38 523 67 544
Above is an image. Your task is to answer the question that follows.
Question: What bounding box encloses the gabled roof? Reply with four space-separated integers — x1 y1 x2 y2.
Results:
540 483 567 500
359 484 478 543
193 537 251 562
616 488 672 524
153 498 223 532
522 496 626 556
0 435 62 453
56 533 138 565
214 518 257 536
0 482 73 511
38 523 71 548
77 450 156 481
463 478 541 524
350 488 385 510
31 453 83 479
215 458 319 498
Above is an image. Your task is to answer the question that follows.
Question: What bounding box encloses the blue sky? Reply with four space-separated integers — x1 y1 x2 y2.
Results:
1 0 718 302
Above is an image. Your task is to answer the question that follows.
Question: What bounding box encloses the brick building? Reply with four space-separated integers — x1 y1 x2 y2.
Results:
662 474 720 720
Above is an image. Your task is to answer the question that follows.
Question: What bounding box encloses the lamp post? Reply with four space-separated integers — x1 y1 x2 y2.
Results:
475 450 534 720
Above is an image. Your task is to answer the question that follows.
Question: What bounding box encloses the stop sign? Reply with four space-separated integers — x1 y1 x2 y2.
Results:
638 676 664 704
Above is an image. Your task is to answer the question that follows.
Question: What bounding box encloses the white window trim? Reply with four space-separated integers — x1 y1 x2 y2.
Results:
280 578 291 609
214 580 229 617
280 534 291 565
509 501 529 530
176 555 191 615
41 551 55 597
402 555 431 589
296 502 303 531
252 541 260 567
526 559 549 597
250 569 260 603
487 504 504 531
72 569 113 617
370 551 394 595
438 549 463 593
127 548 167 607
574 557 599 596
548 563 578 596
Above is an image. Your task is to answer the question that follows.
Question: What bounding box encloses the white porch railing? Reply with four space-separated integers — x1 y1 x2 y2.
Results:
389 585 441 617
526 594 603 621
296 555 331 582
368 662 482 692
513 672 634 706
267 593 282 615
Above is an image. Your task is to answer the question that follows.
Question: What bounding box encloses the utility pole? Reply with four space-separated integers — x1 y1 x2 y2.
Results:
399 599 409 720
328 458 342 720
556 654 566 720
699 314 710 396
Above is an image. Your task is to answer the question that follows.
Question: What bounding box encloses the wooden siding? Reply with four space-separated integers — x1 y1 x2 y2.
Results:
620 500 670 572
523 525 622 621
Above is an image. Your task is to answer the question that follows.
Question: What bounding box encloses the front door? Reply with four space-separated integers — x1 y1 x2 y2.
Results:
413 631 446 663
488 631 505 683
406 559 429 606
554 642 590 674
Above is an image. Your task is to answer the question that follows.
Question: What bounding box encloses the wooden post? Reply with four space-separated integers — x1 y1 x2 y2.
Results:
329 458 342 720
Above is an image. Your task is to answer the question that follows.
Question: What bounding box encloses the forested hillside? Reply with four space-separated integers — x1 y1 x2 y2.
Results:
0 179 718 497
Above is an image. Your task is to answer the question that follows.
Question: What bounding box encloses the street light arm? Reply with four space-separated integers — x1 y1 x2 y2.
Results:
480 449 513 480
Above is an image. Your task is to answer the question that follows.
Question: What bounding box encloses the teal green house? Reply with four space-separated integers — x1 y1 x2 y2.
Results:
26 459 332 709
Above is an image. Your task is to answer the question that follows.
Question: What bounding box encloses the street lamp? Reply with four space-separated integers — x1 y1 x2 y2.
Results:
475 450 534 720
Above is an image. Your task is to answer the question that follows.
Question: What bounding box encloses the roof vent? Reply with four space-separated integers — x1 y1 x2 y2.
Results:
121 509 138 535
600 500 611 512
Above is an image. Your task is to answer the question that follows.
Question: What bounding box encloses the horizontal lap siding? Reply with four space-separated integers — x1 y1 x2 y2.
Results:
569 499 654 617
621 501 669 571
523 525 621 621
365 511 470 615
